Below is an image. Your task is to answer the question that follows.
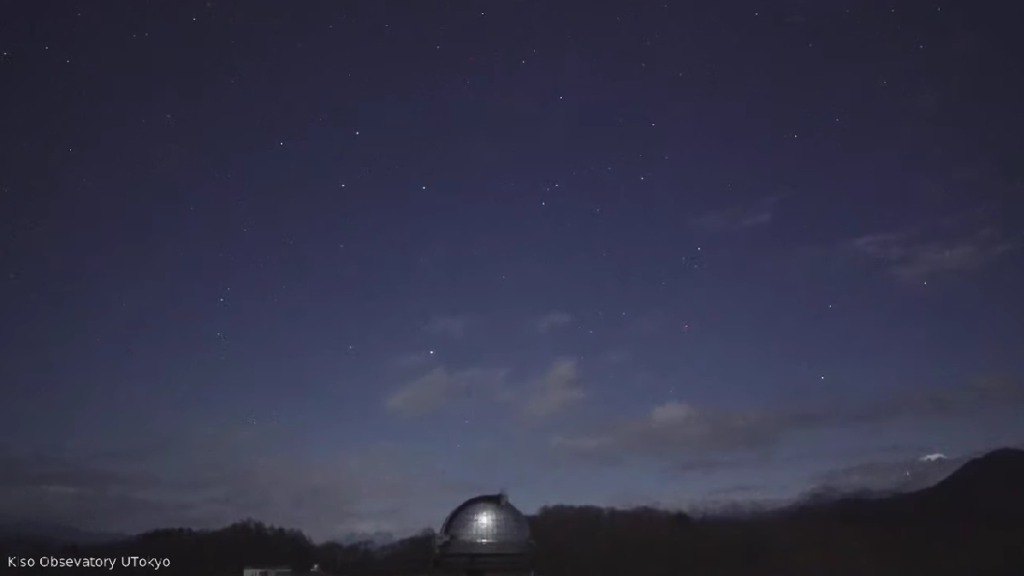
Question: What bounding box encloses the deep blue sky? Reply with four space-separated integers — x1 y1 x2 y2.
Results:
1 0 1023 540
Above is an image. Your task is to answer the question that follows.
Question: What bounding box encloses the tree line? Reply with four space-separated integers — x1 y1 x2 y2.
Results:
4 449 1024 576
2 501 1022 576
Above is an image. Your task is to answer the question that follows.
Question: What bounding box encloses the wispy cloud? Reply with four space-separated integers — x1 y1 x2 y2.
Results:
689 195 782 232
627 310 672 334
523 358 587 419
841 374 1024 424
804 452 968 497
391 352 435 369
849 227 1013 283
551 400 805 466
422 315 474 338
385 358 587 420
603 349 631 365
0 429 470 541
551 375 1024 470
706 483 770 498
384 366 510 417
534 310 574 333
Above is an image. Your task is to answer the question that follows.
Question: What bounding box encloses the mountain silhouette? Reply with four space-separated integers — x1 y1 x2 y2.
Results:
0 448 1022 574
905 447 1024 523
787 448 1024 527
929 447 1024 497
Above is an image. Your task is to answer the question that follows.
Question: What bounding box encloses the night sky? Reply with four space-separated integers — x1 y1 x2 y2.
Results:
2 0 1023 541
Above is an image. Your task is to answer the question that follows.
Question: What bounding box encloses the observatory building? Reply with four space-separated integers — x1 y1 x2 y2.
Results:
432 493 535 576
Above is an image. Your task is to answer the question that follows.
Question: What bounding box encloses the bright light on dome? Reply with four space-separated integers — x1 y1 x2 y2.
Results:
475 510 494 528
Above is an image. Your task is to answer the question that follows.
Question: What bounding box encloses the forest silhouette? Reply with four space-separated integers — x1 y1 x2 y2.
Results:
2 449 1022 575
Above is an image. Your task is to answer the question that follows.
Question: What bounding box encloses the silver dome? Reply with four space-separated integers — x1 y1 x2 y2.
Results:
436 494 532 557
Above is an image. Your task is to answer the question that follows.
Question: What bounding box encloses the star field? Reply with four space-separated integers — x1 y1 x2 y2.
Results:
1 0 1023 540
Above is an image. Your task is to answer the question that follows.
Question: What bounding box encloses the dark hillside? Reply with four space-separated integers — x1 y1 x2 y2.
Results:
2 449 1022 575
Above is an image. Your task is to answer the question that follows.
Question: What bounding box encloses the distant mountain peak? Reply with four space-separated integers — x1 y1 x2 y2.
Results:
790 447 1024 525
905 447 1024 523
933 447 1024 492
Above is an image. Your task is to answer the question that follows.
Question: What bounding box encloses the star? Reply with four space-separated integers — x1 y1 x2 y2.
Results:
4 0 1018 545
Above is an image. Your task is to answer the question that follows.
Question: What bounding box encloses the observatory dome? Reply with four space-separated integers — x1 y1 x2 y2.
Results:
436 493 532 556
